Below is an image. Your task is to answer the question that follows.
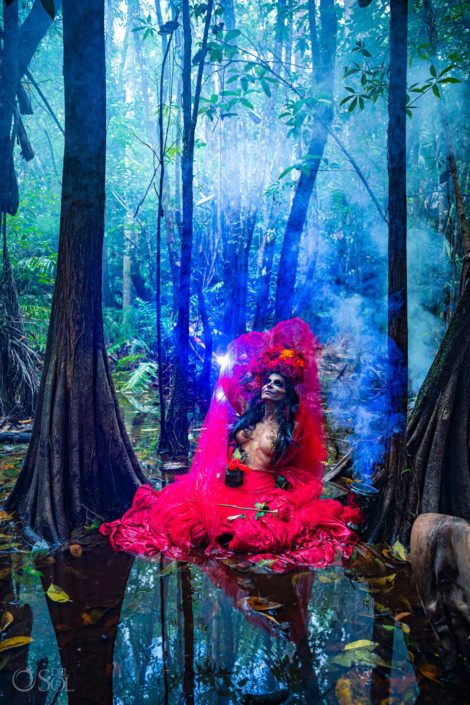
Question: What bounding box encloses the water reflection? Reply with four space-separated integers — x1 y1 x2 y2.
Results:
1 529 470 703
39 537 133 705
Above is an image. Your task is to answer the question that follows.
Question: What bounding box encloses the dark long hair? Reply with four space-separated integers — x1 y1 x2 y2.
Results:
228 375 300 467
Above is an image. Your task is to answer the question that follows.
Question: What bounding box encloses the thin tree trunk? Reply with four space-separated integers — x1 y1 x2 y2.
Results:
369 0 408 545
6 0 145 545
164 0 213 456
252 198 281 330
182 566 195 705
274 0 336 323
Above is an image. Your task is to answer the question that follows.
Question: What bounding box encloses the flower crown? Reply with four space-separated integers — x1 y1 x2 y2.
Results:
244 344 306 391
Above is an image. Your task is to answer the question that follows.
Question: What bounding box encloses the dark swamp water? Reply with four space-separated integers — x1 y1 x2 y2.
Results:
1 389 469 705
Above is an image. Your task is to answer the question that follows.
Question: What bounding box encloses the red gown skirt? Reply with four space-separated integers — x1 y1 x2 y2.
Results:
100 467 363 572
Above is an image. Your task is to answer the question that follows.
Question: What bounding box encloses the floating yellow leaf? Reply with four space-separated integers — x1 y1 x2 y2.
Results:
244 596 283 611
318 572 342 583
344 639 377 652
0 612 13 632
419 664 440 682
0 512 13 522
263 613 280 624
159 561 177 578
400 623 410 634
0 568 11 580
0 637 33 652
46 584 72 603
392 540 409 562
82 612 93 625
332 650 390 668
398 595 413 614
336 670 369 705
357 573 396 593
70 544 82 558
291 571 310 586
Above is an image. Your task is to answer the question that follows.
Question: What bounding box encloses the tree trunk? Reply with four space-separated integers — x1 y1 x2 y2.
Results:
274 0 336 323
252 198 281 330
227 0 285 337
422 0 470 296
6 0 145 545
0 0 38 418
369 0 409 544
164 0 213 456
398 284 470 544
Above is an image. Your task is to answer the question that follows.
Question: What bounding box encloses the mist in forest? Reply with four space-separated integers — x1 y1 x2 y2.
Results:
5 0 469 482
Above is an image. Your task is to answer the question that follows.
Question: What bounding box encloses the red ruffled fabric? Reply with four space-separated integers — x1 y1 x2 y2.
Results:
101 319 363 572
100 470 363 571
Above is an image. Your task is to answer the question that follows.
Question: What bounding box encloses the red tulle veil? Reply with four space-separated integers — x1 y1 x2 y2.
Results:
180 317 327 542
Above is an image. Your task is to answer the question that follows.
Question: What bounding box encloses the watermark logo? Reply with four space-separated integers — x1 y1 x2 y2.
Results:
12 667 74 693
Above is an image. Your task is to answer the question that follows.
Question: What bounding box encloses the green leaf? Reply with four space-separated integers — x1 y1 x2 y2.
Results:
430 64 437 78
348 96 358 113
406 109 413 119
240 98 255 110
339 95 354 106
438 64 457 78
225 29 241 42
279 166 295 179
40 0 55 19
261 80 271 97
438 77 461 84
432 84 441 99
359 96 365 111
362 49 372 58
241 77 249 92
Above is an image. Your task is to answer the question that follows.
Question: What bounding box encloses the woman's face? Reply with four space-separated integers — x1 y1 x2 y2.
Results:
261 373 287 404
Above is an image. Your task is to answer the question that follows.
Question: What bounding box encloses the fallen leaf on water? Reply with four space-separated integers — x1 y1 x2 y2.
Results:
263 613 280 624
392 540 409 562
46 584 72 603
158 561 177 578
291 571 310 586
245 596 283 611
0 568 11 580
394 612 411 622
0 637 33 652
419 664 440 682
357 574 396 593
70 544 82 558
398 595 414 613
335 669 370 705
332 649 390 668
344 639 377 652
0 512 13 522
318 573 342 583
0 612 13 632
400 623 410 634
254 558 277 568
82 613 93 626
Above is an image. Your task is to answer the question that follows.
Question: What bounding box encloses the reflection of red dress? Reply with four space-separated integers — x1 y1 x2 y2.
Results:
101 319 362 572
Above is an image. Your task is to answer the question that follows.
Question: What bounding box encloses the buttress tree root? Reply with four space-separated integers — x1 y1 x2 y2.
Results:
5 0 145 545
370 281 470 547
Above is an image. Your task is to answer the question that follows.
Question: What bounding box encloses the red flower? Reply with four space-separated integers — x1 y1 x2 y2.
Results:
227 458 251 473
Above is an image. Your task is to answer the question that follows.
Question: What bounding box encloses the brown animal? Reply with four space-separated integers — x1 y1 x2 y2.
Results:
410 513 470 672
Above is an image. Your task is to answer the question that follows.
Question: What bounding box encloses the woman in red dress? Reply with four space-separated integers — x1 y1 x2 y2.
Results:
101 318 362 571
